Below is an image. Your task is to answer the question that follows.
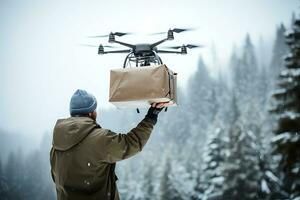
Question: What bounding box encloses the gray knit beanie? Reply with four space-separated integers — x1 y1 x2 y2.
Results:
70 89 97 116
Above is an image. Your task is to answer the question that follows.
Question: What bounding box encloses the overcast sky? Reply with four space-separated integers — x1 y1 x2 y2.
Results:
0 0 298 139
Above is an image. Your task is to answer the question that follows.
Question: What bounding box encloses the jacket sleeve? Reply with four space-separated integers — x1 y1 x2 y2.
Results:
100 116 156 163
49 147 56 183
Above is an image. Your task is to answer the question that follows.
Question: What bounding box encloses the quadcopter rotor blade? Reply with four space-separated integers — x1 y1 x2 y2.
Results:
79 44 118 48
149 31 167 35
88 32 131 38
113 32 132 37
148 27 196 35
162 44 204 49
79 44 99 47
163 45 182 49
172 28 195 33
186 44 204 48
87 35 109 38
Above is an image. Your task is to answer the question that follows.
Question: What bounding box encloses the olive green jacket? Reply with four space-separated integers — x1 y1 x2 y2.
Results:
50 116 156 200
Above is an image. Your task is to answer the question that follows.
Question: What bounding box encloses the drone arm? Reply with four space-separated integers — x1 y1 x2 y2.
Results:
113 40 135 48
150 38 169 48
103 50 132 54
156 50 182 54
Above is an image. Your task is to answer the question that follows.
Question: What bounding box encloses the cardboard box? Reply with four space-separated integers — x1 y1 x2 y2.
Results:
109 64 177 108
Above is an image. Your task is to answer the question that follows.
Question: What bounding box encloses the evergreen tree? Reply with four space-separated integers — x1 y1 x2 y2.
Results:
219 93 262 200
187 56 216 130
159 156 182 200
291 12 296 27
257 36 269 69
201 122 226 200
259 149 285 200
185 57 217 180
4 150 24 199
22 134 55 200
38 132 56 199
254 36 270 108
225 91 240 126
232 34 259 105
213 71 232 125
117 162 134 200
191 163 204 200
160 87 190 145
143 165 154 200
269 24 288 89
270 17 300 199
171 162 194 200
221 121 262 200
0 159 8 199
23 150 44 200
258 63 269 107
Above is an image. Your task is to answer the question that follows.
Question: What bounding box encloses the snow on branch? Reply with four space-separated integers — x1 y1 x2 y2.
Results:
265 171 282 185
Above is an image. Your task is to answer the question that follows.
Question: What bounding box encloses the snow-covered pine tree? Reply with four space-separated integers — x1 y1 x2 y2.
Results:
213 64 231 124
160 87 190 145
0 159 8 199
4 150 24 199
191 165 205 200
185 57 217 185
22 150 45 200
221 120 262 200
255 42 269 107
182 57 218 196
259 20 293 200
170 160 194 200
21 132 55 200
270 17 300 199
201 121 226 200
117 162 134 200
269 24 288 89
159 156 182 200
37 132 55 199
142 160 155 200
219 92 262 200
232 34 259 105
187 56 216 131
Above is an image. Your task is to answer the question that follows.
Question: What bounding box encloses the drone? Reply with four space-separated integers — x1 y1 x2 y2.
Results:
83 28 203 68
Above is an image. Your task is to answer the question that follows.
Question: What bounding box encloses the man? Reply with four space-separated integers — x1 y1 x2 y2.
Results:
50 89 168 200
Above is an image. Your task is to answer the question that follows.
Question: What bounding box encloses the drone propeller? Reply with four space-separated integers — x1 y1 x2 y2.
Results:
88 32 132 38
172 28 195 33
163 44 204 49
150 31 167 35
79 44 117 48
150 28 195 35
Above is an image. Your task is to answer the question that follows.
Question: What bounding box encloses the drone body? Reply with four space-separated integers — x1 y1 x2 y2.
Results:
85 28 202 68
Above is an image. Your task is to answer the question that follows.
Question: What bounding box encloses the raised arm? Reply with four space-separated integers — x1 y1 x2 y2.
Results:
99 103 166 163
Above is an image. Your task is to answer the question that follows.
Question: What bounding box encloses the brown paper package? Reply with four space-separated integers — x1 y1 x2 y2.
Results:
109 64 177 108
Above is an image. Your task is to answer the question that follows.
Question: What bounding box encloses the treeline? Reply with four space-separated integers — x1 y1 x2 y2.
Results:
114 16 298 200
0 134 55 200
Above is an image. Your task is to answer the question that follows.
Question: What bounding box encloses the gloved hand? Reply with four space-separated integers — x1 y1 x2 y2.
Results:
145 102 168 121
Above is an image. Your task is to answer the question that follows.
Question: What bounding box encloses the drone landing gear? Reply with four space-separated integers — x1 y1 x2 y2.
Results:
123 52 163 68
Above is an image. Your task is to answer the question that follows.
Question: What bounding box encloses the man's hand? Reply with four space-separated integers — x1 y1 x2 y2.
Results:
151 102 173 108
145 102 173 122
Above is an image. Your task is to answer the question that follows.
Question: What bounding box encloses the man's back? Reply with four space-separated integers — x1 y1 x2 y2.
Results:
50 115 156 200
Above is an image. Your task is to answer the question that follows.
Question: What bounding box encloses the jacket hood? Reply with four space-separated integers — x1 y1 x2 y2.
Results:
52 117 99 151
